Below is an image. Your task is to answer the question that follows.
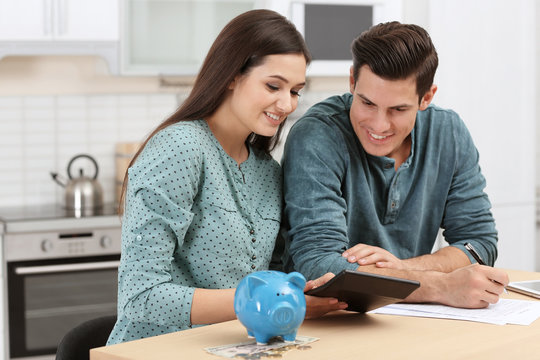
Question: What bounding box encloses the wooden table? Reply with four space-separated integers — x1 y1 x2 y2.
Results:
91 269 540 360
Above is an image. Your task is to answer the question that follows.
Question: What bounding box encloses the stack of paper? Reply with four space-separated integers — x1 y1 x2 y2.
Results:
368 298 540 325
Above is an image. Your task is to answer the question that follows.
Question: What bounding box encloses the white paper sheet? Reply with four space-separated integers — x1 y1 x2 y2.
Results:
368 298 540 325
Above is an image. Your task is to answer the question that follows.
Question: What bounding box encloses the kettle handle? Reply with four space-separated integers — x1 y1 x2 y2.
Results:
67 154 99 180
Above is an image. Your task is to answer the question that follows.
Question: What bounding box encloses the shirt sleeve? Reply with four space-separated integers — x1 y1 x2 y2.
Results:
117 126 202 329
442 116 498 266
282 118 359 280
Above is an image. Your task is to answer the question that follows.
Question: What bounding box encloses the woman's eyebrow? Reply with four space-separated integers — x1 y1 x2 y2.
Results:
268 75 306 87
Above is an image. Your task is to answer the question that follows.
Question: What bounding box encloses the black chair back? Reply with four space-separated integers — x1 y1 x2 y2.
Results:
56 316 117 360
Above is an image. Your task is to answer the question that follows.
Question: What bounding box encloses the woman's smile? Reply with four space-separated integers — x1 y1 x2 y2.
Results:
264 111 282 126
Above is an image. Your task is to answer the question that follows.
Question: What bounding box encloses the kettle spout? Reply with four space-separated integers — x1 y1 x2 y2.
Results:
50 172 66 187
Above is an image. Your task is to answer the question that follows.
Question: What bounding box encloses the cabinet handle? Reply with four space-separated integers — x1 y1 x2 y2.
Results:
57 0 68 36
43 0 52 36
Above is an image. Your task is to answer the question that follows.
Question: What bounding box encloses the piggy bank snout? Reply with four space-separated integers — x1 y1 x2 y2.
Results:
270 302 296 326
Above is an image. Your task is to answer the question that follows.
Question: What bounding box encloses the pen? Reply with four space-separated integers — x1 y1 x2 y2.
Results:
464 243 485 265
464 242 508 293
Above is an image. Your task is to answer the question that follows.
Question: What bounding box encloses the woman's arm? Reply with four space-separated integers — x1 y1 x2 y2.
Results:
191 273 347 325
191 288 237 325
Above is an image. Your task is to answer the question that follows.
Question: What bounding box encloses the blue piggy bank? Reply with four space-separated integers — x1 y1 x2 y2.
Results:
234 270 306 344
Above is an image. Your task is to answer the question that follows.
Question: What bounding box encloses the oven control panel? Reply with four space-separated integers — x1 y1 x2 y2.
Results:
4 226 122 261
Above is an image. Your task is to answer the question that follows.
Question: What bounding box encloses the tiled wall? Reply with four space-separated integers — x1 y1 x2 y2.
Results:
0 93 179 207
0 90 336 208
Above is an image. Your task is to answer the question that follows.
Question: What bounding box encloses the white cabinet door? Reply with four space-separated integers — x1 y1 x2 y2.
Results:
0 0 49 40
56 0 119 41
0 0 118 41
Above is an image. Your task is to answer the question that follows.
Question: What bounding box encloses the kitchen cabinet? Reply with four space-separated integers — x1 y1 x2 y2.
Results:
0 0 120 73
0 0 118 41
121 0 403 76
0 0 48 40
121 0 257 75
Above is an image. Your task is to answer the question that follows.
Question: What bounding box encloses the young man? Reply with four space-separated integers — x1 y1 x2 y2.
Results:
281 22 508 308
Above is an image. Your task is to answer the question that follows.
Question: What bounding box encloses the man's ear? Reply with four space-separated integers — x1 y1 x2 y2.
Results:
419 84 438 110
349 66 356 94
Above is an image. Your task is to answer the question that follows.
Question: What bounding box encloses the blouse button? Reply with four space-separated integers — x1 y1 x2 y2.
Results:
251 264 256 270
136 235 142 241
252 255 257 260
249 229 255 235
251 238 256 243
384 163 393 169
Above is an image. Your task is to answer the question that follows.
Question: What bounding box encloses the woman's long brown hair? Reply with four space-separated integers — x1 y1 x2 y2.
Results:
118 9 311 215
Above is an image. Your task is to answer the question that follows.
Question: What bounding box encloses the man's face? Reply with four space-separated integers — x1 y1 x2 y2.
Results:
349 65 436 168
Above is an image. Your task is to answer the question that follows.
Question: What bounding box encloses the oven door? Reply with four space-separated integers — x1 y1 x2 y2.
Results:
7 255 119 358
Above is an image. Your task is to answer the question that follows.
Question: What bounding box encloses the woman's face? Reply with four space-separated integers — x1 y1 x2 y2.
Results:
227 53 307 137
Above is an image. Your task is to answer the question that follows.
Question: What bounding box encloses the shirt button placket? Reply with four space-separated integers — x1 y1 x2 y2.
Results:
249 227 257 270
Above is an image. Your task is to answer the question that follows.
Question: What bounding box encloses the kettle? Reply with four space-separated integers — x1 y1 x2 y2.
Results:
51 154 104 216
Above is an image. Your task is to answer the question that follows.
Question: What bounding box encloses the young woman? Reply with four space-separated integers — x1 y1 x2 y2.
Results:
107 9 346 344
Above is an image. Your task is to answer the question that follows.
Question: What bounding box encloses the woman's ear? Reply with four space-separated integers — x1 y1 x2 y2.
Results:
228 75 240 90
419 84 438 110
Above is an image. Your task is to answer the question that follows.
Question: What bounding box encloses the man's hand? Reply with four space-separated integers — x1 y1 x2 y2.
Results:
344 244 473 273
303 272 348 318
342 244 405 269
408 264 509 308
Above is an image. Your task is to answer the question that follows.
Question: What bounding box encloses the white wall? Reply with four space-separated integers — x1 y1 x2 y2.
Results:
535 0 540 271
536 3 540 192
426 0 537 270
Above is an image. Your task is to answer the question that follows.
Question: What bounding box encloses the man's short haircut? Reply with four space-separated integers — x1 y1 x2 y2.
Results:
351 21 438 102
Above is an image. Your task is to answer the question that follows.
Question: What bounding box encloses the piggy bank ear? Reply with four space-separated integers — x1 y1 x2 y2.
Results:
246 275 268 299
286 272 306 290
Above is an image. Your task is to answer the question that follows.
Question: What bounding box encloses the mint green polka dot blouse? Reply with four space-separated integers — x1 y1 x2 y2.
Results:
107 119 282 344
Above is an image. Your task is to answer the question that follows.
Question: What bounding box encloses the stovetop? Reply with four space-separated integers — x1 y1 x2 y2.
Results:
0 203 121 234
0 203 119 222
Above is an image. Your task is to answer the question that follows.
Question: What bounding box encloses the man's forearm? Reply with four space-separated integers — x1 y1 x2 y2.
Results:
344 243 472 273
354 264 451 303
354 261 508 308
401 246 471 272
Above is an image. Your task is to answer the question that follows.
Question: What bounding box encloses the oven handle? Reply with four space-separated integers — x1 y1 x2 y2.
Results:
14 260 120 275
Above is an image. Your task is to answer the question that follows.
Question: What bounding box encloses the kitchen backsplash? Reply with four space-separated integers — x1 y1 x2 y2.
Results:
0 90 337 208
0 93 179 207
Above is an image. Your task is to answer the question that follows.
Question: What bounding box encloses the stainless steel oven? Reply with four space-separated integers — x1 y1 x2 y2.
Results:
0 204 121 360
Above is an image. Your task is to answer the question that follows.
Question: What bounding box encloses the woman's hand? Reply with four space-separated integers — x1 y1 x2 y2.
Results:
342 244 404 269
303 272 348 319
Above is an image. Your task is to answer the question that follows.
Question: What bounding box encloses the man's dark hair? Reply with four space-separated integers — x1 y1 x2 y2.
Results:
351 21 438 101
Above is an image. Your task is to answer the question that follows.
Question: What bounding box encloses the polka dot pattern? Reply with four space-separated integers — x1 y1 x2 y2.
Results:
107 119 282 344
